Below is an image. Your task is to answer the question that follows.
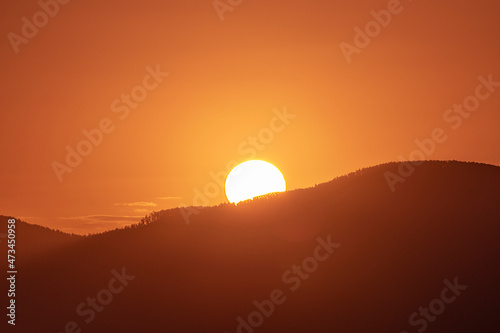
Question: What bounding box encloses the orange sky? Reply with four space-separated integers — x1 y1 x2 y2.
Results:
1 0 499 234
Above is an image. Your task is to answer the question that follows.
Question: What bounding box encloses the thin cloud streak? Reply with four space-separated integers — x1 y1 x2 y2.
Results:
114 202 158 207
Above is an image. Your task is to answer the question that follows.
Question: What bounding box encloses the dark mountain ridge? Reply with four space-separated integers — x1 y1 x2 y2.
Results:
2 160 499 332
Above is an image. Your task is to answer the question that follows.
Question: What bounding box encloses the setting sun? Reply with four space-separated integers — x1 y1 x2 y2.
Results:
225 160 286 204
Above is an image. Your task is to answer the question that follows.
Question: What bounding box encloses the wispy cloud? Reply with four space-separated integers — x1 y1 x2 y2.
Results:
16 215 144 235
114 202 157 207
155 196 181 200
54 215 144 234
58 215 143 222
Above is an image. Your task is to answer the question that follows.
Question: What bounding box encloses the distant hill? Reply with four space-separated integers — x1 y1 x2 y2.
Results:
2 160 499 332
0 217 82 264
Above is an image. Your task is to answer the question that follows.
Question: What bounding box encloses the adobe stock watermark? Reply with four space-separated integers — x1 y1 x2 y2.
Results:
339 0 416 64
399 277 467 333
7 0 71 54
51 64 169 182
179 106 296 224
50 267 135 333
385 73 500 192
224 234 340 333
213 0 243 22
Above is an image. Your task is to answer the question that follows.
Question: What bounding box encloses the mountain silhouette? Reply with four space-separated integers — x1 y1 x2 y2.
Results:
1 160 499 332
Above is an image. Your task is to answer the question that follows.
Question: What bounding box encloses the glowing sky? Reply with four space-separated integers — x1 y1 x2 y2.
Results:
0 0 499 234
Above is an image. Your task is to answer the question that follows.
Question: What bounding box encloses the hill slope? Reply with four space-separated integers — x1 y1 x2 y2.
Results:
2 160 499 332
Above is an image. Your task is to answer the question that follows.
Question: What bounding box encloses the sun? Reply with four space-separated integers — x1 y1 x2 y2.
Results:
225 160 286 204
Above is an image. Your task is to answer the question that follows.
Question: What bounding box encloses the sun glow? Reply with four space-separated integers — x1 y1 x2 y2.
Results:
224 160 286 204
